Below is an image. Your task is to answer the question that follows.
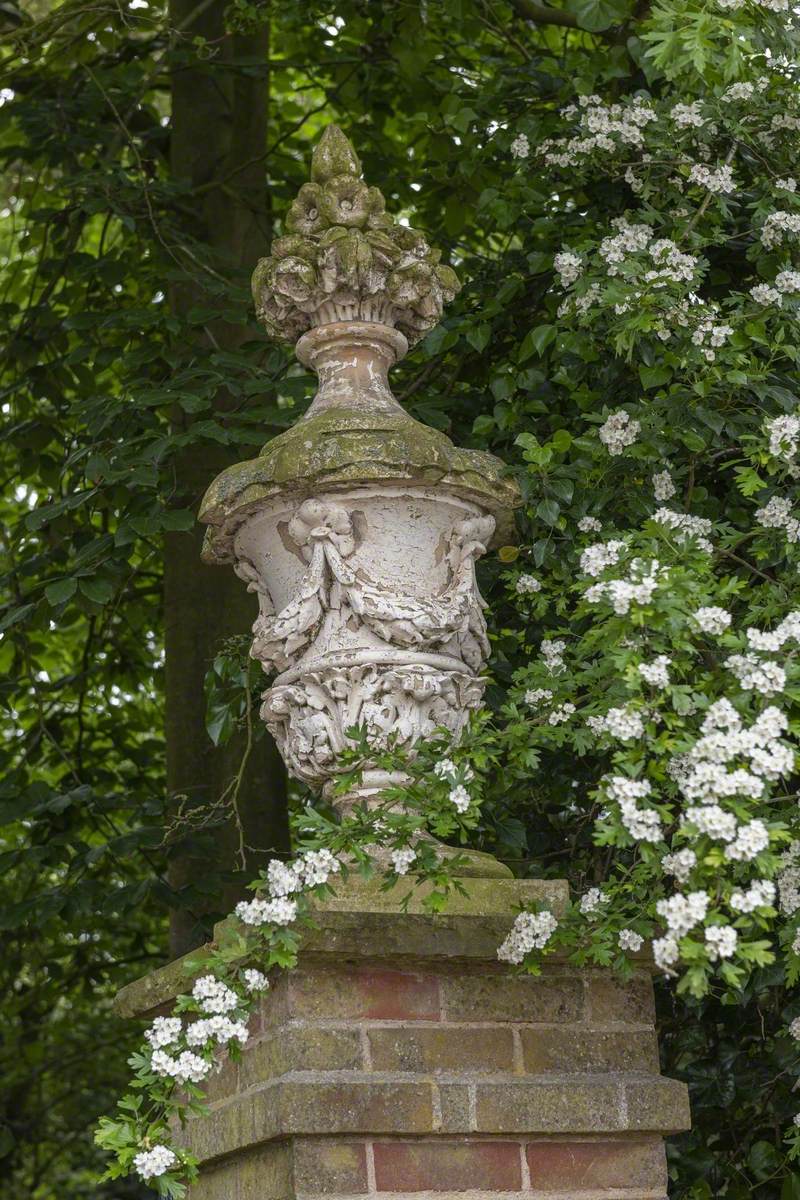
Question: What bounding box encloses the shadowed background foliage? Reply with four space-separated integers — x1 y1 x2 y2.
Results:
0 1 797 1196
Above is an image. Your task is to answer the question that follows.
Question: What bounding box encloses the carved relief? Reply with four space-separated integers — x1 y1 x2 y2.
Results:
261 663 484 788
243 499 495 678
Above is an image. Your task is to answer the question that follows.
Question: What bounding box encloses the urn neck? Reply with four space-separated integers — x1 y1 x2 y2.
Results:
296 320 409 419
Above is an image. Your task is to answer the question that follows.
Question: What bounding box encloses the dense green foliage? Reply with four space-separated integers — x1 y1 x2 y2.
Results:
3 0 800 1196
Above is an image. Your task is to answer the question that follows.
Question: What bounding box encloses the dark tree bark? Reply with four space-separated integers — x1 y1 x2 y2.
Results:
165 0 288 956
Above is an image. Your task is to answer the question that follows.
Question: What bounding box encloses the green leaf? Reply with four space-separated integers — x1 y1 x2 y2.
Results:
519 325 556 362
45 578 77 606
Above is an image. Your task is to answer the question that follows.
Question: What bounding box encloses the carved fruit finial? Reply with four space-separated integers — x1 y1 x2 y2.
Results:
251 124 461 347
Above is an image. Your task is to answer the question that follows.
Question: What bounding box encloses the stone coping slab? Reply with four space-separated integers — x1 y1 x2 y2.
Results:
177 1073 691 1164
114 877 569 1020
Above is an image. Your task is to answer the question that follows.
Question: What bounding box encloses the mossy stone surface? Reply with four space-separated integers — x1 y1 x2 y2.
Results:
199 406 520 563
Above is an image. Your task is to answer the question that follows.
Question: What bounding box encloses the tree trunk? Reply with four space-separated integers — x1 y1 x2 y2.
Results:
165 0 288 957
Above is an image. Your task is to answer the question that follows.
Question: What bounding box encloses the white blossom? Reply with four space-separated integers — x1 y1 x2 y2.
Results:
766 413 800 461
497 910 558 963
688 162 736 194
541 638 567 672
578 515 603 533
598 409 640 455
134 1145 177 1181
585 557 663 615
554 250 582 287
724 818 770 862
761 210 800 250
662 848 696 884
656 890 709 936
693 606 732 635
653 934 680 972
449 785 471 813
588 705 645 741
150 1048 211 1084
243 968 268 992
653 507 713 553
510 133 530 159
516 573 541 594
144 1016 182 1049
618 928 644 952
525 687 554 706
755 495 800 542
391 847 417 875
705 924 738 961
653 469 676 502
638 656 671 688
235 896 298 926
192 975 239 1015
730 880 776 912
580 887 606 915
185 1016 248 1047
434 758 457 779
580 540 625 577
725 653 786 696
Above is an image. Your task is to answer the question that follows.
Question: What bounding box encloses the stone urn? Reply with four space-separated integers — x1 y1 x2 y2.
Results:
199 126 518 818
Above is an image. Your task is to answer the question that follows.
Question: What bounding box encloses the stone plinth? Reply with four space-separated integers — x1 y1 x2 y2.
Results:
115 878 690 1199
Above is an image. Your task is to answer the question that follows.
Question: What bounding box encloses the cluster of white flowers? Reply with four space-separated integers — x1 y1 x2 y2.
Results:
790 1016 800 1040
746 611 800 653
391 847 417 875
605 775 663 843
497 909 558 964
145 1016 182 1049
449 784 471 813
510 133 530 159
755 495 800 541
670 100 706 128
730 879 776 912
761 210 800 250
721 81 757 102
705 925 738 961
657 889 709 937
548 702 576 725
515 573 541 594
653 507 713 553
778 843 800 915
766 412 800 461
652 469 676 502
588 705 645 741
579 886 606 915
539 95 657 167
235 895 299 927
585 557 663 615
434 758 474 784
541 638 566 672
186 1016 248 1047
524 687 553 706
688 162 736 194
639 656 671 689
725 653 786 696
578 515 603 533
134 1145 177 1181
236 850 340 927
776 177 797 192
554 250 583 287
618 928 644 952
579 539 625 577
751 271 800 308
685 803 738 841
243 968 268 992
690 314 734 362
598 409 641 455
662 848 697 884
693 606 732 634
193 975 239 1014
653 934 680 972
150 1048 211 1085
725 819 770 862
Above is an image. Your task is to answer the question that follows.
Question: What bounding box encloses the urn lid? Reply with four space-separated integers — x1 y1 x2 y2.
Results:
198 126 519 562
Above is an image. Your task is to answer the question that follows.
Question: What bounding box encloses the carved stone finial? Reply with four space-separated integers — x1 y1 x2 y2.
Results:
251 124 461 346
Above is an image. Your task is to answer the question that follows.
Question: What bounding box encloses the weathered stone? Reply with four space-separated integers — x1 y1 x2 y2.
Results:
441 972 584 1025
585 973 657 1026
368 1025 514 1073
293 1138 369 1194
239 1027 363 1087
520 1028 659 1075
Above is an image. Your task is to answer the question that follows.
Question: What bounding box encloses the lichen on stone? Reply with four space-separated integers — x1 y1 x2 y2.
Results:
252 125 460 346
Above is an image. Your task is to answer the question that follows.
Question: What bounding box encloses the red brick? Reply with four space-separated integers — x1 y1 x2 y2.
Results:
290 966 440 1021
374 1139 522 1191
525 1138 667 1190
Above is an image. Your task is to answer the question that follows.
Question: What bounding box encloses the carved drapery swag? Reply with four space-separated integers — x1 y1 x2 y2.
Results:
200 126 518 809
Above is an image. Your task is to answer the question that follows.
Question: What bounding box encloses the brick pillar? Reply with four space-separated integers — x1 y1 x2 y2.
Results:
115 877 690 1199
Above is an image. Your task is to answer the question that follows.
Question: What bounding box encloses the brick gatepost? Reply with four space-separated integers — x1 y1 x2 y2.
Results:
115 876 690 1199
